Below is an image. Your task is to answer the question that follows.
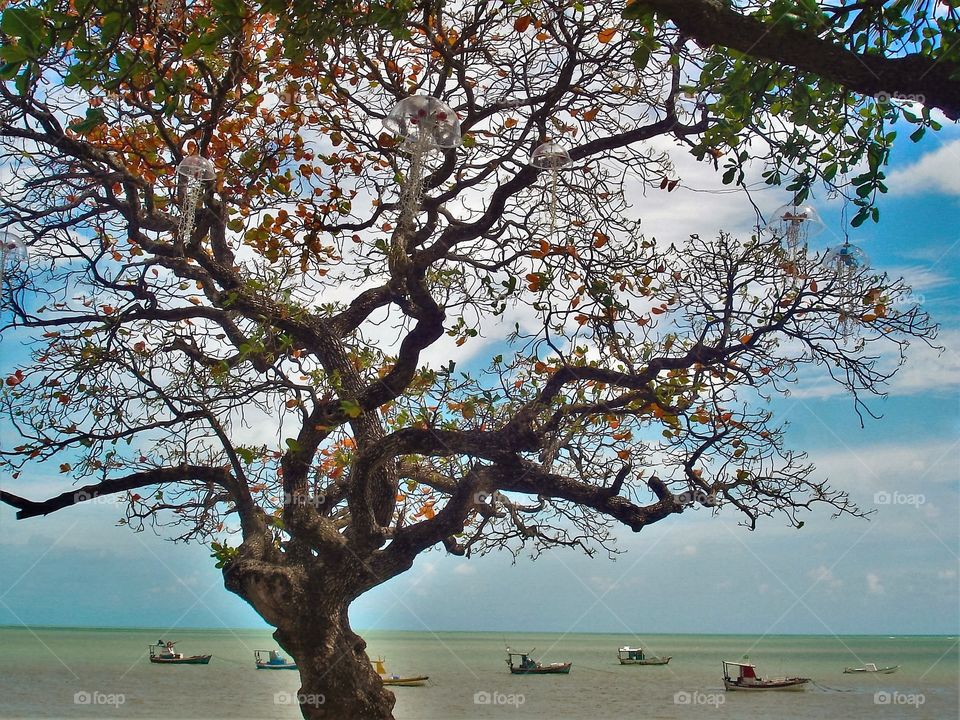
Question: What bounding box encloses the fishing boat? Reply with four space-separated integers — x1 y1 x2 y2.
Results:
722 661 809 691
255 649 297 670
843 663 899 674
617 646 671 665
506 648 571 675
149 641 211 665
372 657 429 687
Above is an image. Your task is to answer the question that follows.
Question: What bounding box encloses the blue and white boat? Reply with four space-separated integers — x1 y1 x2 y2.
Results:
255 649 297 670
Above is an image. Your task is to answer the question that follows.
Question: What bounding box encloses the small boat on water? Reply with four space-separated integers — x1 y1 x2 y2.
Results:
843 662 899 674
722 661 809 691
255 649 297 670
617 646 671 665
373 657 429 686
149 641 211 665
506 648 571 675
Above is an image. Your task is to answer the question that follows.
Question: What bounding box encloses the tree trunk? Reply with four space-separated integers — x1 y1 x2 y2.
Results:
223 554 396 719
275 605 396 720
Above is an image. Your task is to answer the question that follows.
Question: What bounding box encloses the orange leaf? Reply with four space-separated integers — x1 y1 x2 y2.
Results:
740 334 753 344
514 15 532 32
582 107 599 122
598 27 617 43
504 117 518 128
285 398 300 409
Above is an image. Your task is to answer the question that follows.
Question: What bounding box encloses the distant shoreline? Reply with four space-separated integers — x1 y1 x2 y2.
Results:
1 625 956 639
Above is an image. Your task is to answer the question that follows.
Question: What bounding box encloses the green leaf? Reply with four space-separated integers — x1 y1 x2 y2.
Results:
340 399 363 418
68 107 107 135
1 7 44 50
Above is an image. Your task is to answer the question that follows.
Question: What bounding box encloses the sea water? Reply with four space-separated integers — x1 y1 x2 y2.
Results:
0 627 956 719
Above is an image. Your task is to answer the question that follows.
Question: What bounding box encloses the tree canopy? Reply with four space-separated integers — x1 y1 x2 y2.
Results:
0 1 943 717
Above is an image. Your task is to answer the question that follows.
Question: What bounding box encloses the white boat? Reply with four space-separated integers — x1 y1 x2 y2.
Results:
617 646 671 665
255 649 297 670
722 660 809 691
843 662 899 674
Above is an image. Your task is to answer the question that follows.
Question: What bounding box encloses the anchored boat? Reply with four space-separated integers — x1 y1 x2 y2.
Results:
506 648 571 675
373 657 429 686
617 646 671 665
255 649 297 670
722 660 809 691
843 663 899 674
149 641 212 665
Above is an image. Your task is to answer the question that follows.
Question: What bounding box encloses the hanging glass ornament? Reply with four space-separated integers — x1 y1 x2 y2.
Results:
530 141 571 238
0 230 27 304
175 155 216 243
766 203 825 257
383 97 460 267
0 230 27 266
824 241 869 335
384 96 461 153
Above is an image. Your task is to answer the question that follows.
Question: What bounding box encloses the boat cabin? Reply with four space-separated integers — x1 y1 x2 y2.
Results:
618 647 647 662
255 649 294 667
149 643 181 660
506 651 537 671
723 661 758 683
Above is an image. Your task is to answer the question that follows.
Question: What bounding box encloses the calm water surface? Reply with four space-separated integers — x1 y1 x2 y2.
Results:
0 628 956 719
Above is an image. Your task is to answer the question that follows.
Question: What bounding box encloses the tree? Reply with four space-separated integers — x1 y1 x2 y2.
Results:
0 1 940 718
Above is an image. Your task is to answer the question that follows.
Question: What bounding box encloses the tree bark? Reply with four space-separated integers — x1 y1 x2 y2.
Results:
223 553 396 719
274 607 395 720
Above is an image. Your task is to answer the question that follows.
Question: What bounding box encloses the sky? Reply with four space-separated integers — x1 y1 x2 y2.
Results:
1 109 958 640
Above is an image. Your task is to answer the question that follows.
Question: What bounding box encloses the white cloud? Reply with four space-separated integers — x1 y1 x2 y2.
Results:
866 572 884 594
788 328 960 400
808 564 843 589
453 562 476 576
937 568 958 580
887 139 960 196
679 544 697 556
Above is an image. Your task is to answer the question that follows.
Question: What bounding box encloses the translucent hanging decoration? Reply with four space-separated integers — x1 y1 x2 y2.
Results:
530 141 571 237
765 203 825 257
824 241 869 334
175 155 216 243
383 96 460 266
0 230 28 305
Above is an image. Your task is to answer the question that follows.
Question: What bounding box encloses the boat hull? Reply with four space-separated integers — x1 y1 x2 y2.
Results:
723 678 809 691
844 666 898 674
509 663 572 675
256 663 298 670
150 655 212 665
619 657 671 665
381 676 429 687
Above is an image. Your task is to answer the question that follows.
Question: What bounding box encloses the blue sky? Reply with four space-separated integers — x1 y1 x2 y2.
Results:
1 115 958 639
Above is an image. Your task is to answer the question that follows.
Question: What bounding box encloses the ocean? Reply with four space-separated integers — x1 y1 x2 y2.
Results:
0 628 956 719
